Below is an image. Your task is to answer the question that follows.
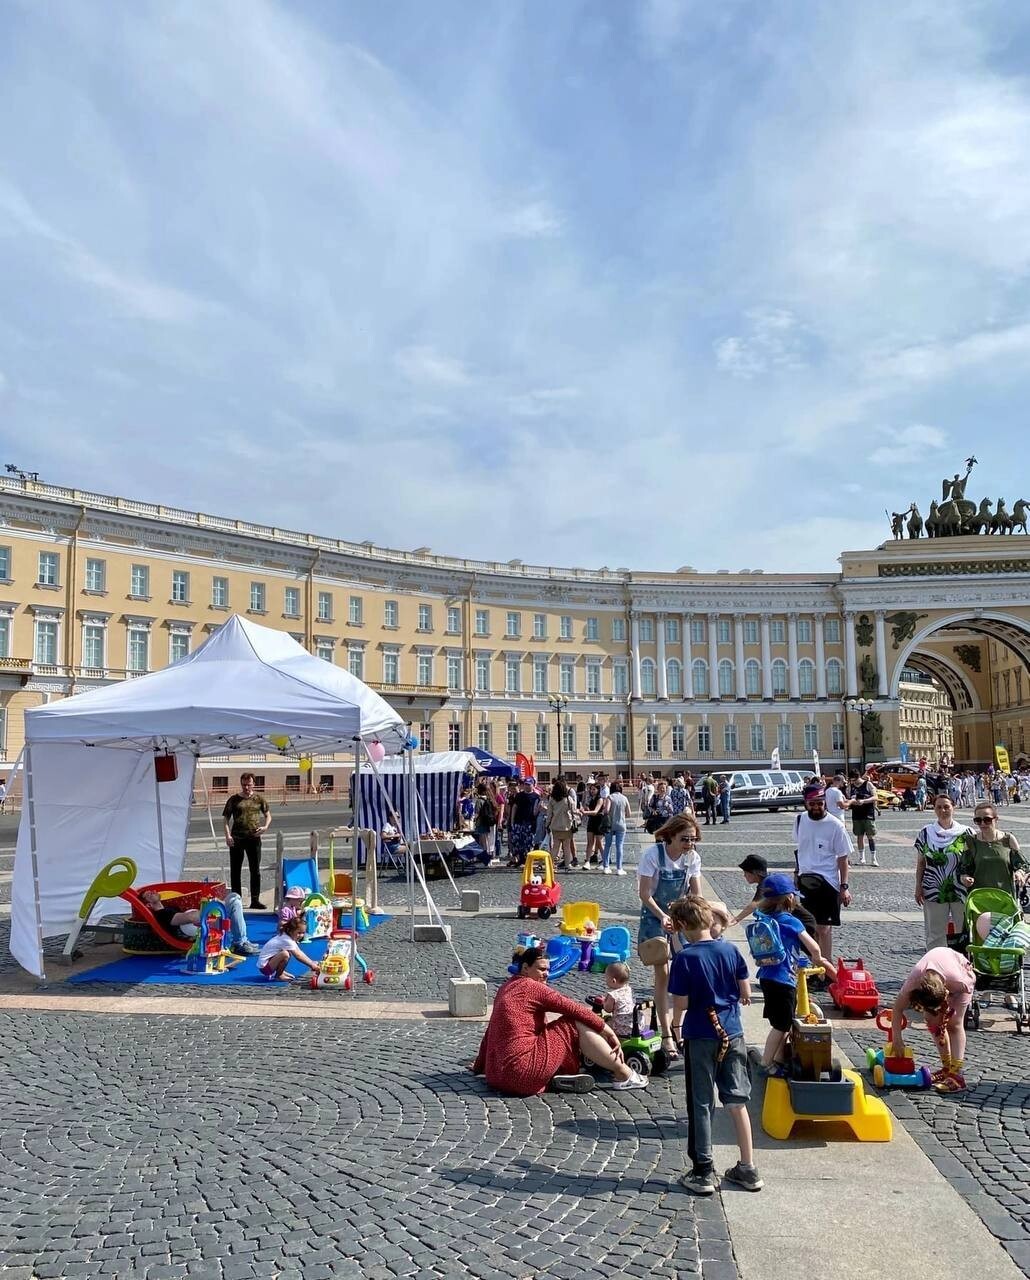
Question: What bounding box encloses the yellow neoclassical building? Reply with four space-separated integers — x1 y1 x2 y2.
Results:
0 476 1028 786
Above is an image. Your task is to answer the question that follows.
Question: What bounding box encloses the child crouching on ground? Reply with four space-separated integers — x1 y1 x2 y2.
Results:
750 873 834 1076
668 894 762 1196
257 915 321 982
602 962 635 1038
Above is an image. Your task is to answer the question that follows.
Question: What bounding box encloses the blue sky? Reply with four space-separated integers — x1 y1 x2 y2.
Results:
2 0 1030 571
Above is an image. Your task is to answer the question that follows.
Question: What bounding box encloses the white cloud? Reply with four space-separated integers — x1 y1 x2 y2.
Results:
870 423 947 466
496 200 563 239
714 308 809 379
394 345 474 388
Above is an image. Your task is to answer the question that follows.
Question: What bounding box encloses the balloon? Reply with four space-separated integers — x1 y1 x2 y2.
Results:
405 734 420 751
270 734 289 750
299 756 312 772
367 740 386 763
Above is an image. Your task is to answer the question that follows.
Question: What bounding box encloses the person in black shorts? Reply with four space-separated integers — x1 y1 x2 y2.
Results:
848 769 879 866
793 784 853 973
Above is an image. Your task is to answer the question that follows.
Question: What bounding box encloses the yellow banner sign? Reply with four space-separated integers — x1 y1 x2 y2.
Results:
995 744 1011 773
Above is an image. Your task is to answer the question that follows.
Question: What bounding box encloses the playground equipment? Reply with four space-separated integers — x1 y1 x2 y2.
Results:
183 900 243 975
517 851 562 920
762 963 893 1142
865 1011 932 1089
559 902 601 938
828 957 881 1017
302 891 333 941
507 932 581 981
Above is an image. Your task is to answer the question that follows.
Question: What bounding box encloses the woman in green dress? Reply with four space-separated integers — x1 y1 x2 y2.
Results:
959 802 1027 896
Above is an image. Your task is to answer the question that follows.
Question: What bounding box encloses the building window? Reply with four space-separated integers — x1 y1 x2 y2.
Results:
130 564 149 598
447 655 462 690
638 618 654 643
666 659 682 696
640 658 656 696
615 722 628 753
505 655 520 693
475 654 490 692
778 723 792 754
794 618 811 644
82 624 104 670
560 615 573 640
697 724 711 752
613 663 629 697
37 551 59 586
349 596 363 626
724 723 738 753
744 659 761 696
348 648 364 680
586 662 602 696
718 659 734 697
383 651 399 684
645 724 659 753
804 723 819 751
798 659 815 696
664 618 680 643
824 617 841 644
692 659 709 697
316 642 334 663
671 724 685 754
0 617 8 659
771 659 788 695
415 604 431 632
536 723 549 755
384 599 398 628
507 722 521 754
0 546 9 580
612 617 626 642
562 722 576 755
84 558 106 592
212 577 229 608
478 723 492 752
585 617 599 642
317 592 333 622
826 659 843 696
588 723 602 753
533 656 548 694
506 611 521 638
743 619 758 645
171 570 189 604
690 618 706 644
417 653 434 686
128 628 149 673
249 582 266 612
34 620 58 665
560 659 575 694
447 606 461 634
832 723 845 752
533 613 546 639
750 723 765 754
420 722 433 752
475 609 489 636
717 619 731 644
170 632 190 663
448 723 461 751
770 619 786 644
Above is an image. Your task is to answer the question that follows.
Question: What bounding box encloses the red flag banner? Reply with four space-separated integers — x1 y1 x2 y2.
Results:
515 752 532 779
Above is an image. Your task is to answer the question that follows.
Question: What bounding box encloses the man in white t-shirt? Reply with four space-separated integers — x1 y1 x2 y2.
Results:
794 784 853 962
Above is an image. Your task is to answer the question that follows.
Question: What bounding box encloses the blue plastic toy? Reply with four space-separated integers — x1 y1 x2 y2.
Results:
591 925 632 972
507 933 580 981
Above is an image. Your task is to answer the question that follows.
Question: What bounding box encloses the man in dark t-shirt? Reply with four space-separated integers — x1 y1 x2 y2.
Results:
848 769 879 867
222 773 272 908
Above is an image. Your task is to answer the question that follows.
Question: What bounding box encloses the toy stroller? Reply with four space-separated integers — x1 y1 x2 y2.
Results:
961 888 1030 1032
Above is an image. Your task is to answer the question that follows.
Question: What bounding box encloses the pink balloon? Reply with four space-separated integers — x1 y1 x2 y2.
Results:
367 740 386 763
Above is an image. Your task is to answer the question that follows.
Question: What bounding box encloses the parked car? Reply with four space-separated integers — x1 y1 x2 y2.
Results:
693 770 806 813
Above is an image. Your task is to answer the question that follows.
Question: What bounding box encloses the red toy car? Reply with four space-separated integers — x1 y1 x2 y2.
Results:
517 851 563 921
828 957 880 1016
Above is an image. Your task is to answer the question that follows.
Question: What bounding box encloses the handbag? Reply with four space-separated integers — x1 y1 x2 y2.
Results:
639 935 671 965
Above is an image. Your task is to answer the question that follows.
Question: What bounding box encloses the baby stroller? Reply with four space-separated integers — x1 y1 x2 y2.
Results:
961 888 1030 1033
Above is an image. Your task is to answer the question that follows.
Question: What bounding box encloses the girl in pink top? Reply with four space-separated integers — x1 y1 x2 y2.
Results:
890 946 975 1093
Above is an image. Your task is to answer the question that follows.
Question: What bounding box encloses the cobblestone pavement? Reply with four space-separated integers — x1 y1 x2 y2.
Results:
0 1011 728 1280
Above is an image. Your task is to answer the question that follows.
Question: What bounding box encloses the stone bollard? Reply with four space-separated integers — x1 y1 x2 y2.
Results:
413 922 452 943
448 975 488 1017
460 889 481 913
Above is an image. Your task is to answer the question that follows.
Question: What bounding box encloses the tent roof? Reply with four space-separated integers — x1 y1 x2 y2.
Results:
368 751 482 774
24 615 408 755
462 746 519 777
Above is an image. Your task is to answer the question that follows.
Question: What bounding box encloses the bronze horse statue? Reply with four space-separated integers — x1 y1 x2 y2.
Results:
1010 499 1029 534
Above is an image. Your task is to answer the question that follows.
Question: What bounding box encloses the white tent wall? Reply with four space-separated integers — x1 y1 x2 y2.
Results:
11 746 196 977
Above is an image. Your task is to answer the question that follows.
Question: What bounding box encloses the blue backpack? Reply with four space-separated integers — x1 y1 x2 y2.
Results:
745 910 787 968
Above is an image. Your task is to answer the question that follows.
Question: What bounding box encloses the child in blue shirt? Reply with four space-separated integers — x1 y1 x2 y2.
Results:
668 894 762 1197
751 873 833 1076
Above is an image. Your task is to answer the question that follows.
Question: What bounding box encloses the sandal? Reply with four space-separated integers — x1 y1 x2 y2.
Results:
661 1034 682 1061
933 1072 966 1094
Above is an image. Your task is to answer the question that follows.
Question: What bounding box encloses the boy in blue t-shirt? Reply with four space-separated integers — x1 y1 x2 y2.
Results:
751 873 834 1076
668 895 762 1197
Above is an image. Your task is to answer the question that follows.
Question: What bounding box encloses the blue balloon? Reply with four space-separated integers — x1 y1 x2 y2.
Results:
405 734 420 751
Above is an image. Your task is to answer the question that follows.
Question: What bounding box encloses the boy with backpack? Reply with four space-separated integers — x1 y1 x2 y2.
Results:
745 873 834 1077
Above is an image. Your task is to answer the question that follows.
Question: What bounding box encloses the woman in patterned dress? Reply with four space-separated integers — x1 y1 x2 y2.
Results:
914 794 974 949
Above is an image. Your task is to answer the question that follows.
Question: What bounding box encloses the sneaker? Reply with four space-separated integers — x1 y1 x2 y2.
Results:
550 1073 595 1094
617 868 628 876
1004 993 1019 1010
722 1161 764 1192
611 1070 648 1090
232 941 260 957
859 857 867 865
603 867 613 875
871 857 879 867
679 1167 716 1195
249 901 267 910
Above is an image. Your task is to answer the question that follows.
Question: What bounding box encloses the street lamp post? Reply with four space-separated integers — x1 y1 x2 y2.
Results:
847 698 874 770
548 694 569 780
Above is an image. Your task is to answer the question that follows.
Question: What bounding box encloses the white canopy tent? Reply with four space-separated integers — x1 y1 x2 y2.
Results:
11 615 407 977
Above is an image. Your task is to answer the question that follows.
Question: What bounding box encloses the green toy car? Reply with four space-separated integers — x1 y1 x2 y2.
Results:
588 996 669 1077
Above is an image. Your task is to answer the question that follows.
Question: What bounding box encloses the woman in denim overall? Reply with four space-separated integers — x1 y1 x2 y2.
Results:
638 814 702 1058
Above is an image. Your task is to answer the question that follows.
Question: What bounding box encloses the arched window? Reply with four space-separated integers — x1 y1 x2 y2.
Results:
772 659 788 696
744 658 762 696
667 658 682 697
826 658 844 696
718 659 735 697
692 659 709 697
640 658 656 696
798 659 815 696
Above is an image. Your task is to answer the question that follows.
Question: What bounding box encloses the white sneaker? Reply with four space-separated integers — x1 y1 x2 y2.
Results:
617 869 628 876
859 857 867 865
603 867 612 875
871 857 879 867
611 1070 648 1090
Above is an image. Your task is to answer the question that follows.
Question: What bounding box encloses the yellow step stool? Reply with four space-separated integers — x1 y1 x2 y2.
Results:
762 1068 893 1142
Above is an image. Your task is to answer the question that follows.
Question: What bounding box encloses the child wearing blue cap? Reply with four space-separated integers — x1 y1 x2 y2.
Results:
751 873 833 1077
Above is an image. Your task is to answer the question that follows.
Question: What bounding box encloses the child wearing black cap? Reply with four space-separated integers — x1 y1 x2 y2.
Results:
731 855 768 925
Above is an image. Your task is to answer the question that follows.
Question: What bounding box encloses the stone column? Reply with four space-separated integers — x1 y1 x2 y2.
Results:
630 613 641 699
788 613 800 699
844 612 858 697
875 610 889 698
682 614 693 700
761 613 773 699
734 614 746 699
708 613 720 699
814 612 827 699
656 613 668 700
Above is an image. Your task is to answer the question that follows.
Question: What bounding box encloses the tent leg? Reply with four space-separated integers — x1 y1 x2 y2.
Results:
407 746 417 942
24 746 47 982
152 743 167 881
353 740 361 998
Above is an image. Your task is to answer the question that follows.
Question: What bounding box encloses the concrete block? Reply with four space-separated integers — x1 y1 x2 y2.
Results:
460 889 481 913
413 923 452 943
449 976 489 1017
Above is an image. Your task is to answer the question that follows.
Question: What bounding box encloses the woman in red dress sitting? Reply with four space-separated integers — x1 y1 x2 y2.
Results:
472 947 648 1095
